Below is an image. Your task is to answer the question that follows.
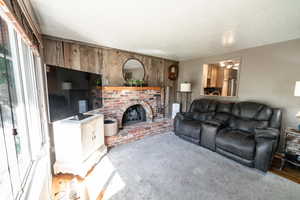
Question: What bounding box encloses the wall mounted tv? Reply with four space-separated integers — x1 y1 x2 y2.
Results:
46 65 102 122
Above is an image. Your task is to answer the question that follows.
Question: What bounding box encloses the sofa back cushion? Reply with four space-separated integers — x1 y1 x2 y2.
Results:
270 108 282 129
188 99 281 132
229 102 273 132
189 99 217 113
229 118 269 133
231 102 273 120
214 102 234 123
217 102 233 113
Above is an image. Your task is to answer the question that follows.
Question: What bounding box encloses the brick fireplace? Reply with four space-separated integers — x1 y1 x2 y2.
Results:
122 104 147 126
96 86 164 127
93 86 172 146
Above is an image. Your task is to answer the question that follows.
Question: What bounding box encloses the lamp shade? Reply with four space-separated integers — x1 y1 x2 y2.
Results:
294 81 300 96
180 82 192 92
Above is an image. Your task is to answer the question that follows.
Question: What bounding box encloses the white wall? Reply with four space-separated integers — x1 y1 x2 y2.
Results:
178 38 300 129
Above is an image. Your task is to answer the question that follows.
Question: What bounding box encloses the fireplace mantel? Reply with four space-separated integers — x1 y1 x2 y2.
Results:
101 86 161 91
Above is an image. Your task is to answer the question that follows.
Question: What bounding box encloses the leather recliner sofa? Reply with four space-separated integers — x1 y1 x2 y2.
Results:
174 99 282 172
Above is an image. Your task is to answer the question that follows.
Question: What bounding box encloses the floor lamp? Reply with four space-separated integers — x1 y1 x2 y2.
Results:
177 82 192 112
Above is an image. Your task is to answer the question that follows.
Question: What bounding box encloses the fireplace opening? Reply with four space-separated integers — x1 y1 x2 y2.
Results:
122 104 146 126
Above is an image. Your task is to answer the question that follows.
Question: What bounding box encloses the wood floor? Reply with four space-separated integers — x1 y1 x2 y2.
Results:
270 156 300 184
52 157 300 200
52 166 105 200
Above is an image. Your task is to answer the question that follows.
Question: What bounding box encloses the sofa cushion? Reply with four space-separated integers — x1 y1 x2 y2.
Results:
229 117 268 133
232 102 273 121
189 99 218 113
214 113 231 124
177 120 202 140
212 102 233 124
216 130 256 160
190 112 215 121
216 102 233 113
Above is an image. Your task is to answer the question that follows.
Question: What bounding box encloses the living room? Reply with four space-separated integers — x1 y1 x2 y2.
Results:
0 0 300 199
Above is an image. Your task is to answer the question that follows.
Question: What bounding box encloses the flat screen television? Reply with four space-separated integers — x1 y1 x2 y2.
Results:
46 65 102 122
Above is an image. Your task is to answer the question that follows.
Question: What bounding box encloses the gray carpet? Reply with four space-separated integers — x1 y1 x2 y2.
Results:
105 132 300 200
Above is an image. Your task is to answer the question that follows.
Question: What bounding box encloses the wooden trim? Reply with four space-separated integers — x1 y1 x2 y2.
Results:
17 0 42 41
101 86 161 91
42 34 179 63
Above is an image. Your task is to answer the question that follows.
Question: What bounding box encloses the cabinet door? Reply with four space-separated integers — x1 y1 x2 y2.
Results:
81 117 101 160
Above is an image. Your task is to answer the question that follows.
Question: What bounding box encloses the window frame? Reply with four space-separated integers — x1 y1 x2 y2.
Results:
0 8 49 199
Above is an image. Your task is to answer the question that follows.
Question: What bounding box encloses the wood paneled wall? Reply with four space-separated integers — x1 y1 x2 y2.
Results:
42 35 179 116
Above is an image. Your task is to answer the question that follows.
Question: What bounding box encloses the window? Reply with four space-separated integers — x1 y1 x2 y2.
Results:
0 10 47 199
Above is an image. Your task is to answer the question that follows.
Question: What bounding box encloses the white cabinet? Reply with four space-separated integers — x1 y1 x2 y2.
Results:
53 114 107 177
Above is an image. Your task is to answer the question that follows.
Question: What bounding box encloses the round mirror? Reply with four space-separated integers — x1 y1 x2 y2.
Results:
123 58 145 81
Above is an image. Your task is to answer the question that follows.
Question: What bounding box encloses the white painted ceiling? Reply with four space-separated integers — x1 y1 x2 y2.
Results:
30 0 300 61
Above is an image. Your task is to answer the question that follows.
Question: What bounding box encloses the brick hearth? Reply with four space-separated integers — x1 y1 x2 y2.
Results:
105 118 173 147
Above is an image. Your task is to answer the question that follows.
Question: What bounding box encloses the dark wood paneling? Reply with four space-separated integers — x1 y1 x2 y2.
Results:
150 58 165 86
95 48 103 74
79 45 90 72
62 42 71 68
62 41 102 74
43 39 64 67
164 60 178 116
69 43 81 71
43 36 178 116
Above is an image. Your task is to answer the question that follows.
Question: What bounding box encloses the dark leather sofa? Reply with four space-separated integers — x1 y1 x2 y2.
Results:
174 99 282 172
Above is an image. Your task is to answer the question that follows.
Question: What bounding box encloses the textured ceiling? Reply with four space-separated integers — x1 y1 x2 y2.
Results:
30 0 300 61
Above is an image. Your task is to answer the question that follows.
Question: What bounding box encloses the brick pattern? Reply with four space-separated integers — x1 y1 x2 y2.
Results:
95 88 164 127
105 119 173 147
91 87 172 147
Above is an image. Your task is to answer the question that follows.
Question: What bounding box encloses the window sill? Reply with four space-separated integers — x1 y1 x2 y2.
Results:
19 145 52 200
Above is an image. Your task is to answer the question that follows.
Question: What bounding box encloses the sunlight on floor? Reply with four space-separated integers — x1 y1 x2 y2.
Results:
52 155 126 200
84 156 126 200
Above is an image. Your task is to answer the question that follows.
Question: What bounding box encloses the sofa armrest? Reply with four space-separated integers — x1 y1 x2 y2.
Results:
254 128 280 172
174 112 193 134
175 112 194 120
254 128 279 140
203 119 231 130
203 119 223 127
